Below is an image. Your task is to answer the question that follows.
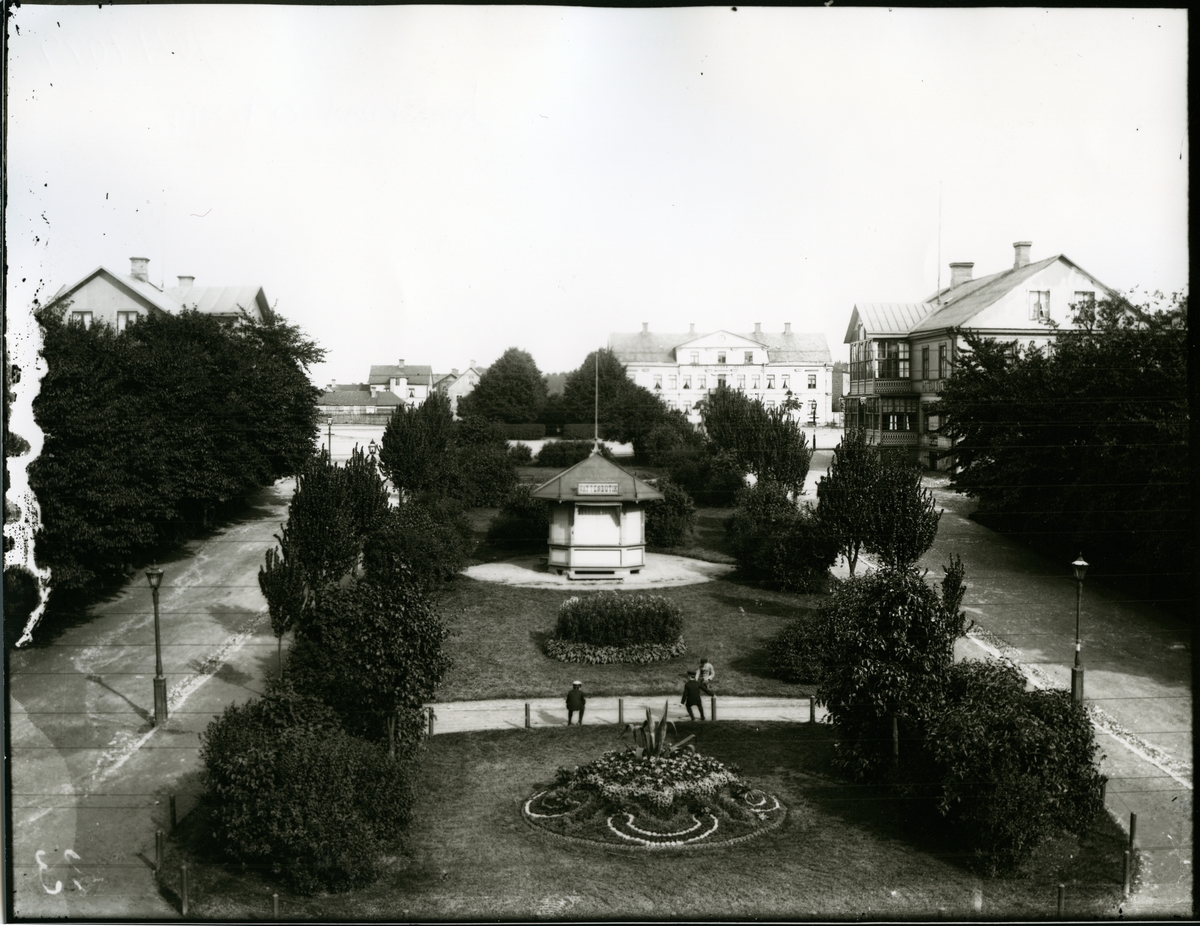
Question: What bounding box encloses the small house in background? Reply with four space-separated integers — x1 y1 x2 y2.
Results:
530 448 664 579
369 359 433 407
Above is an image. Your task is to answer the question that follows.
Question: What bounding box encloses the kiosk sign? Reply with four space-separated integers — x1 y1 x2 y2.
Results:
577 483 619 495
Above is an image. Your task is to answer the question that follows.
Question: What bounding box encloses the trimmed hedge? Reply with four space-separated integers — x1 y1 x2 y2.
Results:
553 592 683 647
563 423 609 440
766 613 828 683
545 637 688 665
500 422 546 440
535 439 614 468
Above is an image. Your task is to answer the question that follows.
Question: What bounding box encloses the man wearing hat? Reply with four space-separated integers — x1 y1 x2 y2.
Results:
566 680 586 726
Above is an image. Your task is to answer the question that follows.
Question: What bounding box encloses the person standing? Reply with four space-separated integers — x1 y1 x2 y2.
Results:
566 680 586 725
681 671 713 721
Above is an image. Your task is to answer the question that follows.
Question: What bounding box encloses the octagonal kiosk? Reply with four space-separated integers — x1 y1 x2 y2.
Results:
530 447 664 579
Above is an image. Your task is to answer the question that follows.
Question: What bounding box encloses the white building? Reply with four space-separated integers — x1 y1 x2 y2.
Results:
368 359 433 408
609 323 835 425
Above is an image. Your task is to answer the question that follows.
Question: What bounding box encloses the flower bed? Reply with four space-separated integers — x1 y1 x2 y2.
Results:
522 748 786 849
544 637 687 665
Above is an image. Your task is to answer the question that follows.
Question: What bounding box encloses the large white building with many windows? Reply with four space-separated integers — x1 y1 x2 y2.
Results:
608 323 835 425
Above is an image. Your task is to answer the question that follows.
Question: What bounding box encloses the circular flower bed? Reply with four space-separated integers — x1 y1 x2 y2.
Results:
544 637 687 665
522 748 785 849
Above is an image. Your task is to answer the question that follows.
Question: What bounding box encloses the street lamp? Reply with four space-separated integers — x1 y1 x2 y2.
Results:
326 417 333 459
368 438 378 461
1071 553 1088 705
145 563 168 726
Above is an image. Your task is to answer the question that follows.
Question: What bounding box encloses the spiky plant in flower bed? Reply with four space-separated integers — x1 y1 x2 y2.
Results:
522 703 786 849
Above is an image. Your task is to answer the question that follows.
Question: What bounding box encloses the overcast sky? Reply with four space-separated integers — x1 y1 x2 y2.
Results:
6 5 1188 388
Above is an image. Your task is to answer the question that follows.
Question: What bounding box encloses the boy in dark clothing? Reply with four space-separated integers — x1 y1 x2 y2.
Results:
566 681 586 725
681 671 713 721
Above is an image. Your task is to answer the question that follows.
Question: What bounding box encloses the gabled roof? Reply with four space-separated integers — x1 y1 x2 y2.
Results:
530 450 664 503
369 365 433 387
317 389 403 407
843 303 937 343
912 255 1062 333
610 330 832 364
167 285 271 320
48 266 180 315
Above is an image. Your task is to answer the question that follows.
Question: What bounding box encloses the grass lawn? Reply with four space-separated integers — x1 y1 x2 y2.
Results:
162 722 1131 921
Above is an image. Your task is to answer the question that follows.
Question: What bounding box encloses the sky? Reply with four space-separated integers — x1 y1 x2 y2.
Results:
5 5 1189 391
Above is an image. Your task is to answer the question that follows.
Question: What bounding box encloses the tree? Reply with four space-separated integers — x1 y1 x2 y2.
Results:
644 476 696 547
725 480 837 591
455 347 547 423
287 578 451 760
257 532 307 677
936 290 1189 605
701 384 811 496
864 460 941 569
561 348 674 455
817 557 967 782
815 429 878 575
378 392 457 499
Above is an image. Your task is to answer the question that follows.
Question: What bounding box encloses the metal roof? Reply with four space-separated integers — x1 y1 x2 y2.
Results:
609 330 832 364
368 365 434 387
317 389 402 406
167 285 270 320
911 255 1064 333
530 450 664 503
843 303 937 342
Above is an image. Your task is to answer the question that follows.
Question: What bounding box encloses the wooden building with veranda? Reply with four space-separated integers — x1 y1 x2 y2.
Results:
529 448 664 579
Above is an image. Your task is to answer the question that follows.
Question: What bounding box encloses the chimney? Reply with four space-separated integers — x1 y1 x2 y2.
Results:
949 262 974 288
177 275 195 290
130 257 150 282
470 359 476 368
689 323 695 334
642 322 649 333
784 322 792 335
451 368 459 376
1013 241 1032 269
754 322 762 335
397 358 405 370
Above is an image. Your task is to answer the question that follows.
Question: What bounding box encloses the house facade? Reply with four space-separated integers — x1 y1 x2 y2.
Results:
844 241 1113 469
608 323 835 426
432 362 485 418
47 257 271 329
368 360 433 408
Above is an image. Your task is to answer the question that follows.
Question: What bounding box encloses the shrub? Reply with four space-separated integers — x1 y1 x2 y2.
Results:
563 423 609 440
500 422 546 440
486 483 550 546
199 686 414 894
535 439 614 468
454 442 517 506
921 660 1106 875
363 494 474 592
766 612 829 683
507 442 534 465
816 559 967 782
644 476 696 548
553 592 684 647
668 447 747 507
545 637 688 664
726 481 836 591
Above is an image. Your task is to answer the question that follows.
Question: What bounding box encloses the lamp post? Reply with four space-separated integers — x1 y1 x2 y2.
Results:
326 417 333 460
368 438 378 465
1071 554 1088 705
145 564 168 726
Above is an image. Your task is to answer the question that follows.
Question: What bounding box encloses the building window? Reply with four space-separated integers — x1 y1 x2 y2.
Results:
767 374 775 389
807 373 817 389
682 376 691 390
921 346 930 380
736 375 746 390
1072 291 1096 321
877 340 910 378
690 351 699 364
751 375 760 390
938 344 949 379
925 412 940 433
116 311 138 331
717 352 726 364
744 351 754 364
408 388 415 398
654 374 662 389
1029 290 1051 321
69 311 94 328
881 397 917 431
717 374 726 389
697 375 706 389
668 375 677 390
781 375 790 390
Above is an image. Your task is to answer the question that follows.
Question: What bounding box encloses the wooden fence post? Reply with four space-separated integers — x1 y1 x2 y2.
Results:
618 698 624 725
1057 883 1064 917
1129 812 1137 849
525 702 531 729
273 892 279 919
155 830 164 875
809 697 816 723
710 696 717 721
1123 850 1131 897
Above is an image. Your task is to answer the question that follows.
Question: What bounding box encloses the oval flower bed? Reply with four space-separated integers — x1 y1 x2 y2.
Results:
544 637 687 665
522 748 786 850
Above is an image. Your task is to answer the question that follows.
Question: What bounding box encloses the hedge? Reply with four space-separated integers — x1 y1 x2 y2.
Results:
553 592 683 647
545 637 688 665
563 423 609 440
535 440 614 468
500 422 546 440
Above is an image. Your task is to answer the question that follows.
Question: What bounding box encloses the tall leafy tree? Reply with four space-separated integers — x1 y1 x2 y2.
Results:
378 392 457 499
561 348 674 454
701 383 812 496
815 429 878 575
864 460 941 569
455 347 547 423
936 290 1189 603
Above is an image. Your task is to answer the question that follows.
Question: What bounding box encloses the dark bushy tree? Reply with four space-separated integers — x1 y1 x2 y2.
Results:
535 439 615 468
455 347 547 423
644 476 696 548
816 558 967 782
701 384 812 496
562 348 674 457
865 460 941 569
767 612 830 684
815 429 877 575
937 290 1189 606
725 481 837 591
378 392 457 499
363 493 474 592
451 416 517 506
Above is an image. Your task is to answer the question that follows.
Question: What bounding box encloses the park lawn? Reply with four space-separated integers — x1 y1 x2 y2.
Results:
432 573 819 701
161 722 1131 921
